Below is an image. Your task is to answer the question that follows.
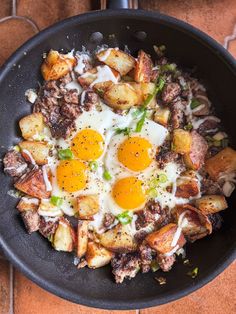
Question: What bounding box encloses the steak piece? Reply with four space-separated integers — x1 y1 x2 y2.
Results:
103 213 115 228
139 243 153 273
3 150 28 177
111 253 140 283
81 90 99 111
162 83 181 104
157 254 176 272
170 98 185 129
21 210 40 233
39 217 59 238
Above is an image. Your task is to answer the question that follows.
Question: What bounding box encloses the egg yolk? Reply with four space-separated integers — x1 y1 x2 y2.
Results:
112 176 146 210
71 129 104 161
57 160 87 192
118 136 153 171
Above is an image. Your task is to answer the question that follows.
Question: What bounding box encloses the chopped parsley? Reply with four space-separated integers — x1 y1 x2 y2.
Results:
115 127 131 136
190 98 200 110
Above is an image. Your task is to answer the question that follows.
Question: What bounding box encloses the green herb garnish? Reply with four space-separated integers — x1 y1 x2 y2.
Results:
116 211 133 225
150 260 160 272
50 196 63 207
222 138 229 148
184 122 193 131
88 160 98 172
187 267 199 278
103 169 112 181
158 173 168 183
135 109 147 132
115 127 131 136
190 98 200 110
161 63 177 73
58 148 73 160
132 106 146 118
148 188 158 198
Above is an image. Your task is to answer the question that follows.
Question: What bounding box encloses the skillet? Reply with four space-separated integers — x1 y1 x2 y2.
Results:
0 1 236 310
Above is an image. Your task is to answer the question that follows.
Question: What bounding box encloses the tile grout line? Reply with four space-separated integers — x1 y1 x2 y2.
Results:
9 264 14 314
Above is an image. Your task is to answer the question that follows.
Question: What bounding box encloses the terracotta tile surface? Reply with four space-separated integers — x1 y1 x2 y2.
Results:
0 0 236 313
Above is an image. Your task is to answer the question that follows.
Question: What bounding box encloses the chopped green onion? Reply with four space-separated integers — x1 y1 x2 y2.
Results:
213 140 222 147
184 122 193 131
187 267 199 278
155 276 166 285
132 106 146 118
115 127 131 136
13 145 20 152
50 196 63 207
158 173 168 183
148 188 158 198
161 63 177 73
222 138 229 148
149 177 160 188
135 109 147 132
103 169 112 181
150 260 160 272
88 161 98 172
190 98 200 110
116 211 133 225
58 148 73 160
96 88 104 97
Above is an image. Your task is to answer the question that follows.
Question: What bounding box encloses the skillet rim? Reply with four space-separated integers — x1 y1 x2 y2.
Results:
0 9 236 310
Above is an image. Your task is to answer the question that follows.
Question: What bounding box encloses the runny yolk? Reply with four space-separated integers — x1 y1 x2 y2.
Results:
57 160 87 192
112 176 146 210
118 136 153 172
71 129 104 161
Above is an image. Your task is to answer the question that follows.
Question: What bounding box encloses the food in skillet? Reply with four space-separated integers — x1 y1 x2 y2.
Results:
3 46 236 283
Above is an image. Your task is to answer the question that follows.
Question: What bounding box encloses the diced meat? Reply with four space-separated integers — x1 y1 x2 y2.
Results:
150 69 159 82
59 73 72 85
156 148 179 169
197 117 220 136
3 150 28 177
21 210 40 233
139 243 153 273
162 83 181 104
207 213 223 231
103 213 115 228
201 178 222 195
60 103 82 119
187 130 208 169
14 167 51 199
39 217 59 238
81 90 99 111
157 254 176 272
63 89 79 104
170 98 185 129
50 118 75 139
111 253 140 283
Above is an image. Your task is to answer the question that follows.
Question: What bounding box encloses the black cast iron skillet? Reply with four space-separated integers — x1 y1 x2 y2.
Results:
0 1 236 310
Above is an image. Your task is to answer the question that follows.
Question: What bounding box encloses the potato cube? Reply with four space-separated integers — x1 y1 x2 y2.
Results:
134 50 153 83
19 141 49 165
175 170 200 198
172 129 192 154
154 107 170 126
16 196 39 212
19 113 44 140
86 241 113 269
76 195 99 220
96 48 135 76
195 195 228 214
77 221 89 258
52 218 75 252
205 147 236 180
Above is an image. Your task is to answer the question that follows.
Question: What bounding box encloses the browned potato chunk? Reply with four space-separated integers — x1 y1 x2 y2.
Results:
19 141 49 165
77 221 89 258
100 224 137 253
14 168 51 199
52 218 75 252
41 50 76 81
21 210 40 234
173 204 212 242
195 195 228 214
153 107 170 126
76 195 99 220
16 196 39 212
103 83 140 110
129 82 156 107
96 48 135 76
175 170 200 198
172 129 192 154
146 223 186 254
205 147 236 180
86 241 113 269
19 113 44 140
134 50 153 83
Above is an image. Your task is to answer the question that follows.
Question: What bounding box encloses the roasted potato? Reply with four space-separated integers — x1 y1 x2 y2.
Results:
41 50 76 81
100 223 137 253
19 113 45 140
134 50 153 83
146 223 186 254
172 129 192 154
175 170 200 198
77 221 89 258
153 107 170 126
173 204 212 242
195 195 228 214
14 168 51 199
19 141 49 165
129 82 156 107
205 147 236 180
16 196 39 212
86 241 113 269
184 130 208 170
103 83 140 110
38 199 63 217
52 218 75 252
76 195 99 220
96 48 135 76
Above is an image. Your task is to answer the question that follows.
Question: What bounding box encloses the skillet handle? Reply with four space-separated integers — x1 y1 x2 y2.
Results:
101 0 139 9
